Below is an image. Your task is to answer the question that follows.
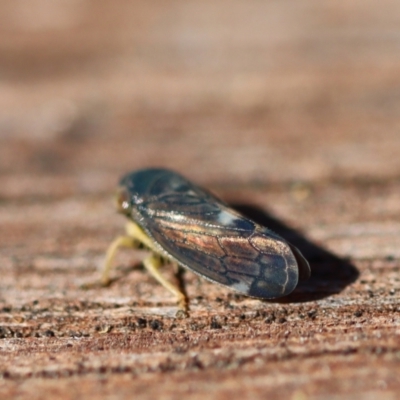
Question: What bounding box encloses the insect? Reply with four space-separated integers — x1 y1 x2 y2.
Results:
102 168 310 310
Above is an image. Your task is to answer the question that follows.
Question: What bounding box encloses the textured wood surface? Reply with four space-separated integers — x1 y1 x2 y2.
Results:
1 1 400 399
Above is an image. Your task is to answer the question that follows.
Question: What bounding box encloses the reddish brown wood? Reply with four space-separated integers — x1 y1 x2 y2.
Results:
1 1 400 399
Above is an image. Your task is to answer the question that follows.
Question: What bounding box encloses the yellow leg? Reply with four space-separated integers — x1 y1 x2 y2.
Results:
101 221 152 285
142 254 188 312
125 221 157 250
98 221 188 312
101 235 138 285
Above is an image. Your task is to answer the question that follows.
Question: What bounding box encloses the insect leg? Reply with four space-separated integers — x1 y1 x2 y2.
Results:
101 235 139 286
125 220 157 250
142 254 188 311
101 221 156 286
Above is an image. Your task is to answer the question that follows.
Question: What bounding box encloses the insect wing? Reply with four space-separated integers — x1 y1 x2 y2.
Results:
137 185 300 298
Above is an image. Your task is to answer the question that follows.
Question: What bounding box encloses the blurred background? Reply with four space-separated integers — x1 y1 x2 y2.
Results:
1 3 400 397
1 0 399 201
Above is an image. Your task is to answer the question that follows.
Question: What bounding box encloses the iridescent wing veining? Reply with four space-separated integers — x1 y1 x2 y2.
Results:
120 169 308 298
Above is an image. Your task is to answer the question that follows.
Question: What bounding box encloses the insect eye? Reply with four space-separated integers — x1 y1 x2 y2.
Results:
115 188 131 214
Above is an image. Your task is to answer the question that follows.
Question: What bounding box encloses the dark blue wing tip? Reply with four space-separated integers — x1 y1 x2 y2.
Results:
248 276 298 299
247 255 300 298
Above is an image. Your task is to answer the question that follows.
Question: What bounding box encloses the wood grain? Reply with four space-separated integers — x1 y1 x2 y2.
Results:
1 1 399 399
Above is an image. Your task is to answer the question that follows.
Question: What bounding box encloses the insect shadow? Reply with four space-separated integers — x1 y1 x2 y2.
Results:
232 203 359 303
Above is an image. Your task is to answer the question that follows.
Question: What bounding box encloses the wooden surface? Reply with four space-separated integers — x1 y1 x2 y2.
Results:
1 1 400 399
